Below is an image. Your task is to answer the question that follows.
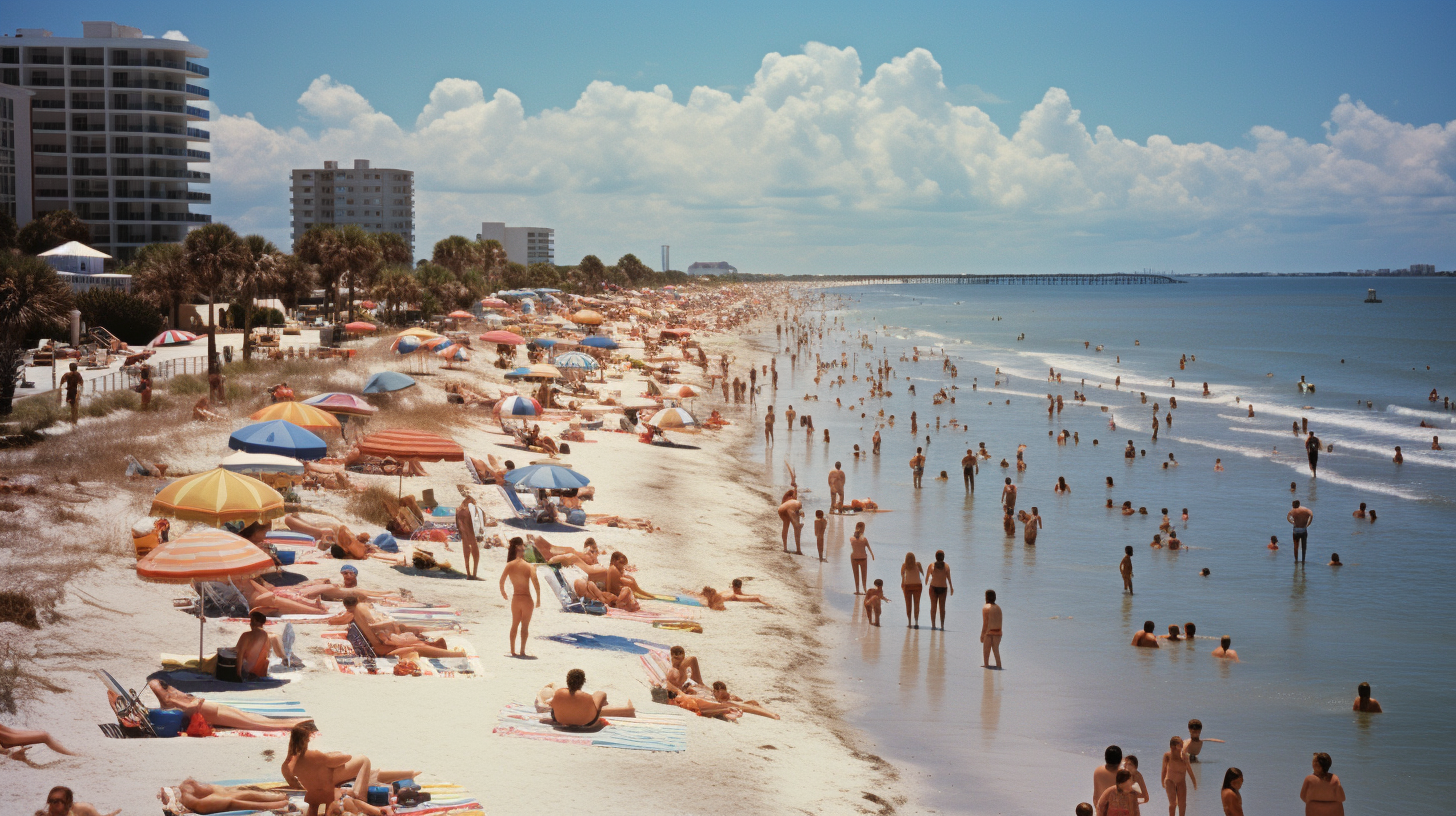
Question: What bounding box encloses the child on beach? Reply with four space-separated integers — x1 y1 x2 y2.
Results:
1120 546 1134 593
863 579 884 626
1183 720 1225 762
1161 736 1194 816
1120 755 1152 804
814 510 827 561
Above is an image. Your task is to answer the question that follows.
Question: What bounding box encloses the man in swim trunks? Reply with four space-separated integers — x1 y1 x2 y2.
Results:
828 462 846 510
1305 431 1321 476
1001 478 1017 515
498 538 540 657
1287 500 1313 563
234 611 295 679
1132 621 1161 648
537 669 634 728
981 589 1003 669
910 448 926 488
59 363 84 424
961 449 978 492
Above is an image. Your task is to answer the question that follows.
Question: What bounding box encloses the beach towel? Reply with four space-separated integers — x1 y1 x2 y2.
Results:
492 703 687 752
543 632 669 655
159 780 483 816
323 631 486 679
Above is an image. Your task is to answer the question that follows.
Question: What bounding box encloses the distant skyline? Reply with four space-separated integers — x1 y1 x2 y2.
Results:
9 1 1455 273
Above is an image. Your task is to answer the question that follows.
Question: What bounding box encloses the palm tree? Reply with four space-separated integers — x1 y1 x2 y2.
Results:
0 253 74 414
375 231 412 268
235 235 282 362
183 223 247 375
129 242 195 329
336 225 381 322
370 266 420 325
272 253 318 317
431 235 479 276
295 225 343 320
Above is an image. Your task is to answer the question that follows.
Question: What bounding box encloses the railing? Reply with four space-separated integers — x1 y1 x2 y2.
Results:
113 124 188 135
72 191 110 198
71 123 106 131
35 167 68 176
29 77 64 86
186 192 211 202
186 61 209 77
185 105 209 120
70 146 107 154
34 144 67 154
35 189 69 198
113 80 185 91
69 57 105 66
187 127 209 140
27 55 64 65
32 100 66 109
187 149 210 160
33 122 65 130
185 84 208 98
70 101 105 110
69 78 104 87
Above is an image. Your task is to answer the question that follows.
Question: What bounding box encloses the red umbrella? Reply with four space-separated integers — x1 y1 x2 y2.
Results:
480 298 508 309
357 429 464 462
481 330 525 345
448 310 473 320
345 321 377 333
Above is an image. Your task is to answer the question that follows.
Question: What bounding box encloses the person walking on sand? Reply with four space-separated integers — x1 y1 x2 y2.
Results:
764 406 775 444
910 447 927 488
1300 753 1345 816
962 448 978 492
499 538 541 657
785 404 796 431
981 589 1003 668
1120 546 1135 594
456 494 484 580
849 521 874 594
927 550 953 629
900 552 924 628
1305 431 1322 476
779 492 804 554
1001 478 1017 514
828 461 846 510
1288 500 1313 563
59 363 84 424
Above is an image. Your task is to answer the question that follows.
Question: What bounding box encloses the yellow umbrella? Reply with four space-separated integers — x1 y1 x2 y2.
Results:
397 327 441 340
528 363 563 379
151 468 285 527
249 401 342 433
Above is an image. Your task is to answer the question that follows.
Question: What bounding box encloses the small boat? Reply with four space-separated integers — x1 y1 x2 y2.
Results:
1365 288 1383 303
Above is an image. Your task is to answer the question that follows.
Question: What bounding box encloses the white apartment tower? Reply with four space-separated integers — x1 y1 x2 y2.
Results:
290 160 414 256
1 21 211 262
476 221 554 266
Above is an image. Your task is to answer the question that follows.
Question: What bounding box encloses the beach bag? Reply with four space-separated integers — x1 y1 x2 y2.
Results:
372 532 399 553
567 508 587 526
412 549 438 570
214 648 241 682
185 711 214 737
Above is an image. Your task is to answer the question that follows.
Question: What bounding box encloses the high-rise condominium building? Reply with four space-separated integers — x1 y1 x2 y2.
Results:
0 83 35 225
476 221 554 266
2 21 211 262
289 159 414 256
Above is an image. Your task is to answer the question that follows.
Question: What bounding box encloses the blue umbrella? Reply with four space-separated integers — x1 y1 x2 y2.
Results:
580 336 618 349
553 351 600 370
505 464 590 491
394 336 421 355
503 366 532 379
228 420 328 460
530 338 559 348
363 371 417 393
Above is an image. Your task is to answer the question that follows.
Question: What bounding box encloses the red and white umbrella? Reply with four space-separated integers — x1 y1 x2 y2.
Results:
148 330 198 347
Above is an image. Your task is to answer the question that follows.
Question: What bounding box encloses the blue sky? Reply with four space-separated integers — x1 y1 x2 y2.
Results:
10 1 1456 272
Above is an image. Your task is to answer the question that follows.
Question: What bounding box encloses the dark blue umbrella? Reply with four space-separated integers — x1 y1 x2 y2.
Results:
503 366 532 379
580 336 618 349
505 464 591 490
530 338 559 348
363 371 417 393
228 420 328 460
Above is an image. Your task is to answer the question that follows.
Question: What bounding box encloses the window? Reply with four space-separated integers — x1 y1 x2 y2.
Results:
303 198 313 205
302 172 313 179
303 210 313 217
302 186 313 193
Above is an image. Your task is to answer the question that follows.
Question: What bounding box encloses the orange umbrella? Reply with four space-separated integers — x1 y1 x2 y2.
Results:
249 401 342 433
357 429 464 462
136 527 279 659
150 468 285 526
345 321 377 333
448 310 473 320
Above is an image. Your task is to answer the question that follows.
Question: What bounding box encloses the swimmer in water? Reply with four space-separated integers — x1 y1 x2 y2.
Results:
1329 553 1342 567
1132 621 1160 648
1214 458 1224 471
1268 535 1279 550
1211 636 1239 661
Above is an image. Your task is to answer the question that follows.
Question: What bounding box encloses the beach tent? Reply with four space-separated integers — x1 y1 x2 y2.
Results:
363 371 417 393
229 420 328 460
301 392 377 417
249 401 341 433
579 336 619 350
505 463 590 491
219 451 305 476
136 527 280 660
150 468 285 526
148 330 197 347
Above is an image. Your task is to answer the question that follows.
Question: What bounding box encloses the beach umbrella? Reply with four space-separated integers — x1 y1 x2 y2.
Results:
528 363 563 380
448 310 474 320
571 309 604 326
136 527 280 660
481 330 525 345
392 336 421 354
219 451 305 476
148 329 197 347
422 336 454 351
438 346 469 362
249 401 342 433
504 463 590 491
344 321 377 333
579 336 618 350
228 420 329 460
363 371 417 393
530 338 559 349
503 366 532 380
301 392 378 417
494 395 542 418
646 406 699 431
150 468 285 526
360 300 377 310
357 428 463 462
397 327 441 340
672 384 701 399
552 351 599 370
480 298 508 309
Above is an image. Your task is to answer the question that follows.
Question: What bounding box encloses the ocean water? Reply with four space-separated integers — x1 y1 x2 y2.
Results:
747 278 1456 814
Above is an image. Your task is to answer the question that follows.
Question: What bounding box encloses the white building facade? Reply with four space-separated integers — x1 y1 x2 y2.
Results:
0 82 34 225
1 21 211 262
289 159 414 256
477 221 554 266
688 261 737 276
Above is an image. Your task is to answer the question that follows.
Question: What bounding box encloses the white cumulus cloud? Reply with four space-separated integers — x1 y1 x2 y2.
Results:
162 30 189 41
209 43 1456 272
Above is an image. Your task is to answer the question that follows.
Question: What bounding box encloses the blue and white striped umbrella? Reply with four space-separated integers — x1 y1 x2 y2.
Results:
552 351 599 370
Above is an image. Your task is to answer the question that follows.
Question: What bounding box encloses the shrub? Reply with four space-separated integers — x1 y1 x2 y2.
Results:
82 389 139 418
10 396 62 434
167 373 207 395
348 484 397 528
76 288 164 346
226 304 286 329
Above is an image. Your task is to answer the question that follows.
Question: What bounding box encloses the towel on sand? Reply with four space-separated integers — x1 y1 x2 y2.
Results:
492 703 687 752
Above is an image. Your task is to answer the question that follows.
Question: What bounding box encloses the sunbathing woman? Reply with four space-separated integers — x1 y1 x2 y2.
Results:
352 610 466 658
535 669 635 728
522 424 560 456
1 723 77 760
171 780 291 815
709 681 780 720
685 586 728 610
722 578 772 606
573 575 638 611
237 578 329 616
533 535 599 565
146 679 312 731
283 724 416 816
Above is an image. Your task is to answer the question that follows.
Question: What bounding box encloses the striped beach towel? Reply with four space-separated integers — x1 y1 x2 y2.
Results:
493 703 687 752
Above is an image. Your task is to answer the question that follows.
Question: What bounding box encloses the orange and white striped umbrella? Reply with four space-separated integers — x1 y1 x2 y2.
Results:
249 401 342 433
135 528 277 584
356 429 464 462
151 468 285 526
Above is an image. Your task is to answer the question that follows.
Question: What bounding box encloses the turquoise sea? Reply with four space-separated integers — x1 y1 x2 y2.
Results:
748 277 1456 814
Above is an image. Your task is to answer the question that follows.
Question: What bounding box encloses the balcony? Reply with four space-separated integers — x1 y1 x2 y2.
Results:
185 105 209 120
187 149 210 160
35 144 67 154
186 61 209 77
113 80 186 92
185 84 208 98
28 55 64 65
70 146 108 154
113 124 187 135
33 122 66 131
113 102 186 114
70 79 105 87
187 127 210 140
35 188 69 198
32 100 66 109
69 56 105 66
29 77 64 87
35 167 68 176
71 123 106 131
70 101 105 110
72 190 110 199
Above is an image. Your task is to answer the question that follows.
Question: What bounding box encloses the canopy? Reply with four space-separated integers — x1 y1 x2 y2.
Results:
249 401 342 433
219 451 305 476
363 371 417 393
571 309 604 326
148 330 197 347
39 240 112 259
646 406 699 431
301 392 378 417
579 336 618 349
150 468 285 526
505 464 590 491
357 429 464 462
552 351 599 370
397 327 441 340
448 310 473 319
344 321 377 333
228 420 328 460
480 298 508 309
494 395 542 417
481 330 525 345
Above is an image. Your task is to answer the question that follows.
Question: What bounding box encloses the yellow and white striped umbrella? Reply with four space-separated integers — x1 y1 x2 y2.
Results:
150 468 285 526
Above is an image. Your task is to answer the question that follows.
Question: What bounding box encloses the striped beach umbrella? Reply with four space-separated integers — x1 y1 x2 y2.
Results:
397 327 441 340
249 401 342 433
528 363 563 380
301 392 378 417
672 384 701 399
356 429 464 462
494 395 542 417
148 330 197 347
552 351 599 370
481 330 525 345
439 345 469 362
150 467 285 526
505 464 590 490
423 336 454 351
391 335 421 354
136 527 279 659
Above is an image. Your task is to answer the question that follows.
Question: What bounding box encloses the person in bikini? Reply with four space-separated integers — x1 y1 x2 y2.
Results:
145 678 311 731
282 723 416 816
536 668 635 728
901 552 924 628
499 538 541 657
927 550 953 629
171 780 290 815
347 601 466 658
1094 770 1140 816
981 589 1003 668
849 521 874 594
237 578 329 617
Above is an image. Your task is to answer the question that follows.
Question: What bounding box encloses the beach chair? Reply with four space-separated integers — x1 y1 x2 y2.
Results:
344 622 382 671
495 484 537 523
198 581 252 618
95 669 159 737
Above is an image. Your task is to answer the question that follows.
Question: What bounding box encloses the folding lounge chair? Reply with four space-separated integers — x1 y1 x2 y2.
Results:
198 581 251 618
345 622 380 672
95 669 159 737
496 484 537 523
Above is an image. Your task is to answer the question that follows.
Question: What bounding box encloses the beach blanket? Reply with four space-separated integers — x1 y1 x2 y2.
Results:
159 780 484 816
158 654 312 681
323 634 485 679
492 703 687 752
225 605 461 626
542 632 669 655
